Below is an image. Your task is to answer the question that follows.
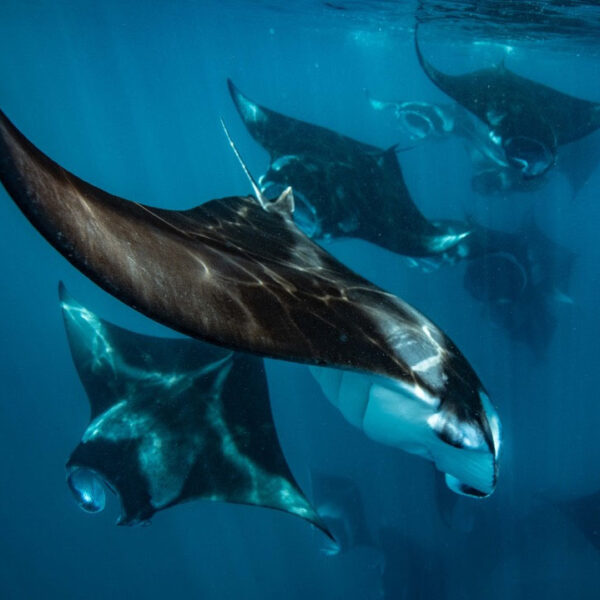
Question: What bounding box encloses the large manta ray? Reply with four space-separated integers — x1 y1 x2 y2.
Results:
227 79 470 260
60 283 329 534
0 109 500 498
415 27 600 179
366 92 600 198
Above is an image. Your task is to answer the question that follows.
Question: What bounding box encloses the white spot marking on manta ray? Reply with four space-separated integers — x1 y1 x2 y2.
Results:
62 301 116 374
413 351 438 369
83 397 204 510
81 356 238 511
239 98 265 124
363 302 448 391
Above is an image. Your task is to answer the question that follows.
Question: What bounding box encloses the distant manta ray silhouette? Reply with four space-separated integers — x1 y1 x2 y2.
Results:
365 91 600 198
60 283 331 536
0 108 500 497
414 24 600 179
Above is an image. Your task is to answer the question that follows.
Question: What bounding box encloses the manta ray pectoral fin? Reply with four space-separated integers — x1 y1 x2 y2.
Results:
61 286 333 538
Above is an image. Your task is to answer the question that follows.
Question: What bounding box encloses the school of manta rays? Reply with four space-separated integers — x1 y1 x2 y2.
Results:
0 24 596 544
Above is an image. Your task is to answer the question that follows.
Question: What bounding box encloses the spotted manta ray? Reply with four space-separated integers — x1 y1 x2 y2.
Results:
0 109 500 497
60 283 330 534
415 26 600 178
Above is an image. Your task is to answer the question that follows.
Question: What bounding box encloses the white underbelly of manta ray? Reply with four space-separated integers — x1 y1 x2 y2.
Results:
309 366 501 497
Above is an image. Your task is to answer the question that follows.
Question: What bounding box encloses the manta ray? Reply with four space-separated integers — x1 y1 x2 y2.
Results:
460 219 575 358
228 79 470 260
425 216 575 358
60 283 330 534
0 108 500 497
415 26 600 179
366 92 600 197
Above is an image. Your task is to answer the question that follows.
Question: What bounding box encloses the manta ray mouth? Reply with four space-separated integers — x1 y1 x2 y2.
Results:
67 464 138 525
67 466 109 514
309 367 500 498
397 102 453 140
503 135 554 178
400 110 435 140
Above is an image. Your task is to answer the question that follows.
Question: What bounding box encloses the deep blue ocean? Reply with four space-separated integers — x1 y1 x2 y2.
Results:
1 1 600 599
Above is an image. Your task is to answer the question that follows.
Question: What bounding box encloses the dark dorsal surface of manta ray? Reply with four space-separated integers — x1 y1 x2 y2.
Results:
60 283 331 535
228 79 470 260
415 27 600 179
0 109 500 498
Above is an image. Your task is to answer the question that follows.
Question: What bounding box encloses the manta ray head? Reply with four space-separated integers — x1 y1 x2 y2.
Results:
502 134 556 178
487 108 556 178
396 101 454 140
493 110 556 179
310 319 502 498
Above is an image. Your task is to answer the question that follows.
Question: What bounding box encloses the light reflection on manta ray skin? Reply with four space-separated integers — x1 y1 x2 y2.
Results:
61 284 327 531
0 108 500 497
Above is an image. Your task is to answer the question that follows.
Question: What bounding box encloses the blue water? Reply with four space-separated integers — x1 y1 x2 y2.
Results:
1 1 600 598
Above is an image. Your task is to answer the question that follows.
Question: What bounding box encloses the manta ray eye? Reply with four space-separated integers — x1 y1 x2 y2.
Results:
67 467 107 513
503 136 554 177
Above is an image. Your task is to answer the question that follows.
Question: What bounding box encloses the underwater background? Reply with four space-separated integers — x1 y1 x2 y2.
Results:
0 1 599 598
